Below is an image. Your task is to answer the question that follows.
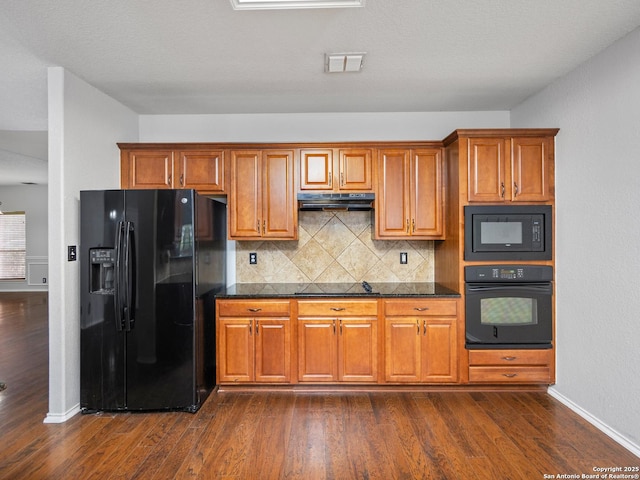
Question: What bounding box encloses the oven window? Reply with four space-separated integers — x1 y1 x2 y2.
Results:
480 297 537 326
480 222 523 244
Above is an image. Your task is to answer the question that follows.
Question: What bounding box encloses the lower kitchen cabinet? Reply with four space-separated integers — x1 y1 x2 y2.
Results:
384 299 458 383
297 300 378 383
216 300 291 383
468 349 552 384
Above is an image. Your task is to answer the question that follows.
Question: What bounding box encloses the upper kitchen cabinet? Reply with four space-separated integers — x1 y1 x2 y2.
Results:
229 149 297 240
375 147 445 239
299 148 374 192
119 145 225 194
462 132 557 203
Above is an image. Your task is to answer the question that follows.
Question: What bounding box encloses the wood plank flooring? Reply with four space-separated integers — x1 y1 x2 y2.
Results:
0 292 638 479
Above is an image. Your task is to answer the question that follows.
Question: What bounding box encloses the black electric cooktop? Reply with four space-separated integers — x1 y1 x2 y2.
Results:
294 282 377 296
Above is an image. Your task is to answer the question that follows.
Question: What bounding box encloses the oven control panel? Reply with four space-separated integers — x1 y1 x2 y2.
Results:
465 265 553 282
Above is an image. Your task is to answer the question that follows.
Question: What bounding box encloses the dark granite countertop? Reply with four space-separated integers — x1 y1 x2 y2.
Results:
217 282 460 299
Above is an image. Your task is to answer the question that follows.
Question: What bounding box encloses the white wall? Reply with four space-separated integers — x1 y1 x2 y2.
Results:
512 27 640 454
0 184 47 291
45 67 138 422
139 111 510 143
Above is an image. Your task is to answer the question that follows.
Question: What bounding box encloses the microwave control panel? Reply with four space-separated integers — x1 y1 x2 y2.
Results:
465 265 553 282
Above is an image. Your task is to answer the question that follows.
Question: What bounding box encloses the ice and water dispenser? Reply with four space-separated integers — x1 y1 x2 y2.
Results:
89 249 116 294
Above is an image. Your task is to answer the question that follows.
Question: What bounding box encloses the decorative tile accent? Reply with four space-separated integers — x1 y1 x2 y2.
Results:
235 211 434 283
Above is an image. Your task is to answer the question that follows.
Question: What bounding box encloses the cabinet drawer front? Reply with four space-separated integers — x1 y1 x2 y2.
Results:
468 349 550 366
384 299 457 316
297 300 378 316
217 300 290 317
469 366 550 383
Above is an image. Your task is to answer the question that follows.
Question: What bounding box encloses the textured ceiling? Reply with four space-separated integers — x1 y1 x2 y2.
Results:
1 0 640 184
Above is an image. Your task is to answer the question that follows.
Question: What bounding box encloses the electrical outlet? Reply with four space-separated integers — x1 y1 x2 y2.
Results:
249 252 257 264
68 245 77 262
400 252 408 264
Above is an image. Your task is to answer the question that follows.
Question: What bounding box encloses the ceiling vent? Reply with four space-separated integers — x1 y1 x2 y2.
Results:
230 0 365 10
325 53 366 73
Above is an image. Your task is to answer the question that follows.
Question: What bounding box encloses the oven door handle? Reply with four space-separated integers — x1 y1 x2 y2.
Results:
466 283 552 294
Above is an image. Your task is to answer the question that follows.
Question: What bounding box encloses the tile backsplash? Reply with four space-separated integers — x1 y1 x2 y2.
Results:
235 211 434 283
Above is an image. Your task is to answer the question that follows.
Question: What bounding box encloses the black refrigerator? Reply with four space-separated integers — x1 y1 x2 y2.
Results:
80 189 226 413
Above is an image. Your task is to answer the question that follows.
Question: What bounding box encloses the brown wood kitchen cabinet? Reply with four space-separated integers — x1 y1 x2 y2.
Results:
468 349 552 384
228 149 297 240
297 299 378 383
465 134 555 203
299 148 373 192
384 299 458 383
216 300 292 384
375 147 445 239
119 146 225 194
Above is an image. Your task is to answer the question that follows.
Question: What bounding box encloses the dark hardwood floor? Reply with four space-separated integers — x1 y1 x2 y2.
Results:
0 292 637 479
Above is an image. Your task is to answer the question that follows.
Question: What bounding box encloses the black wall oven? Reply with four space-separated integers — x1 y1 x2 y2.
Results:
465 265 553 349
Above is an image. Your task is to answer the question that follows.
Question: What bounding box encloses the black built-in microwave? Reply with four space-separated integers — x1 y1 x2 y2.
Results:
464 205 552 261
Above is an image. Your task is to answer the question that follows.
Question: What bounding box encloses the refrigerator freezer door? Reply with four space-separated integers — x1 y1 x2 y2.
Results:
80 190 127 411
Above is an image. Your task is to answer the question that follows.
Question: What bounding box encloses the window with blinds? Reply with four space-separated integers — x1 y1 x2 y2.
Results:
0 212 26 280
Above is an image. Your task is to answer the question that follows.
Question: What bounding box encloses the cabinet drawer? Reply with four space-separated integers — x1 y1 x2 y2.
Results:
297 300 378 316
217 300 290 317
384 299 457 317
468 349 551 366
469 366 551 383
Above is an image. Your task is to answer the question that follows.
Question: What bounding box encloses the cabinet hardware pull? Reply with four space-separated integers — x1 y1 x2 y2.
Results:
340 172 344 186
414 307 429 311
329 172 332 187
502 373 517 378
333 320 336 334
340 319 343 335
423 319 426 336
256 320 259 335
180 174 184 186
406 219 410 233
167 175 172 186
330 307 345 311
502 356 517 361
263 220 266 235
247 308 262 312
249 322 252 335
417 320 420 335
514 182 519 196
500 182 505 198
256 220 260 234
412 219 416 233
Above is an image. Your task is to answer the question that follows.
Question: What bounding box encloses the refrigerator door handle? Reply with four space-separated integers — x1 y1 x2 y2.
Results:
114 221 125 331
123 221 135 331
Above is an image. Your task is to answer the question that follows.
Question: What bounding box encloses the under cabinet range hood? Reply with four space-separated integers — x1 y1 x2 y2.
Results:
297 192 374 211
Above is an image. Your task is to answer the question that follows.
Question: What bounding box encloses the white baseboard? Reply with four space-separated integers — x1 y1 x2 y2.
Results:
548 387 640 457
43 404 81 424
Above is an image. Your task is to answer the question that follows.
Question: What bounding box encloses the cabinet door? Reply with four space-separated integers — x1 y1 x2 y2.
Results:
217 318 254 383
376 149 410 237
339 149 373 191
300 149 333 190
178 150 225 193
263 150 296 239
229 151 262 238
385 318 422 382
298 319 337 382
411 149 444 238
255 318 291 383
510 137 554 202
127 150 174 189
338 318 377 382
422 319 457 383
467 138 508 202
